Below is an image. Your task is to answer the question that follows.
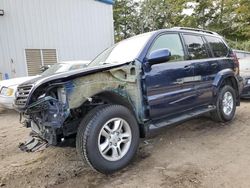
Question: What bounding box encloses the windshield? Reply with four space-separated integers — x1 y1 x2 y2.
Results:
41 63 72 77
239 58 250 71
88 33 152 67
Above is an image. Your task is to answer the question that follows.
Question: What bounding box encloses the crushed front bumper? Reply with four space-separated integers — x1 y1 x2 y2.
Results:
21 96 70 145
19 133 49 152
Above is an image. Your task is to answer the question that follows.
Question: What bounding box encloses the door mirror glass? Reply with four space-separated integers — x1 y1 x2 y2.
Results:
148 49 171 65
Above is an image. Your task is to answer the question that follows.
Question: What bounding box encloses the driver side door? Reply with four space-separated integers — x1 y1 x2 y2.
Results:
143 33 197 119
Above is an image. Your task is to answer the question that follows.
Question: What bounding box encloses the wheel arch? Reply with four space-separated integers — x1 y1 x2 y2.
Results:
93 90 136 113
212 69 240 105
78 90 145 137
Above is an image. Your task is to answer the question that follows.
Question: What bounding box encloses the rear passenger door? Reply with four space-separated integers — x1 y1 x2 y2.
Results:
182 34 215 107
205 36 234 72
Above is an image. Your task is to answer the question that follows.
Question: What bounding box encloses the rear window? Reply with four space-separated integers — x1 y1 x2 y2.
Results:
205 36 229 57
183 35 209 60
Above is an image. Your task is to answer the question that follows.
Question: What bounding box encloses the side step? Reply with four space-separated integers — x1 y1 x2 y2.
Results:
146 106 215 137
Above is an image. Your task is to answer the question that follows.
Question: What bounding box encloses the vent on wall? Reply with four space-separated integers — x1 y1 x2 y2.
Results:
25 49 57 76
0 10 4 16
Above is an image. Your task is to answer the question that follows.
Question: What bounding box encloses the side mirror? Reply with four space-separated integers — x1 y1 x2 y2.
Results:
147 48 171 65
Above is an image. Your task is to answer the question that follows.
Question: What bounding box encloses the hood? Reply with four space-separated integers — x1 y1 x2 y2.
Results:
19 63 129 88
0 76 39 88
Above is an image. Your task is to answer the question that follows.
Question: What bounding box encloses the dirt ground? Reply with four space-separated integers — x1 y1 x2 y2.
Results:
1 101 250 188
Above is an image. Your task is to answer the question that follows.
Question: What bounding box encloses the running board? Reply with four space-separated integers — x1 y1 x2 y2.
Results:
146 106 215 137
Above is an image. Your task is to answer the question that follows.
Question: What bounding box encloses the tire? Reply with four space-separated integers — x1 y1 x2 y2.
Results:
211 85 236 122
76 104 140 174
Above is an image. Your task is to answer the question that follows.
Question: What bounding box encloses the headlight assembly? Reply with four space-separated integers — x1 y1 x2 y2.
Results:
0 87 14 96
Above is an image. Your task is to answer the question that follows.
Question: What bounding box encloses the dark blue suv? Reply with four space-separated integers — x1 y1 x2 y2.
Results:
16 27 243 174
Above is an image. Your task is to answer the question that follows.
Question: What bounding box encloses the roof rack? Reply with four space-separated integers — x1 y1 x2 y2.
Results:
172 27 219 35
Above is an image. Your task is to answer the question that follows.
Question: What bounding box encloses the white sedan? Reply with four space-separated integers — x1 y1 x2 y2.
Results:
0 77 38 109
0 61 89 109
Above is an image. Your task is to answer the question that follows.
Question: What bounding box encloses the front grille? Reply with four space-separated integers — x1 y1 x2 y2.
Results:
15 85 33 108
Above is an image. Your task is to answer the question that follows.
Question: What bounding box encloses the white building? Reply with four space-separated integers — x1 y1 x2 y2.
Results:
0 0 115 79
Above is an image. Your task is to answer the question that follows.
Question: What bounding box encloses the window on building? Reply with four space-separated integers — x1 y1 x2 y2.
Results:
183 35 209 60
149 33 185 62
205 36 229 57
25 49 57 76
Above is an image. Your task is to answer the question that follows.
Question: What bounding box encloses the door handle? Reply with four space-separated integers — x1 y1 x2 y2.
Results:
184 65 192 71
211 63 218 68
176 79 184 84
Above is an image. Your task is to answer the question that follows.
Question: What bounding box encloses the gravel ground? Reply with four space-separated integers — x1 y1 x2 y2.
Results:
1 101 250 188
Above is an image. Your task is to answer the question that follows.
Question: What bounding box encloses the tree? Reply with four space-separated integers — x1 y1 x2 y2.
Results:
139 0 187 32
113 0 140 42
113 0 250 51
235 0 250 39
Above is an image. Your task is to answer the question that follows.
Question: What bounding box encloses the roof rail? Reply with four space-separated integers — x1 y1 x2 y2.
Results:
172 27 219 35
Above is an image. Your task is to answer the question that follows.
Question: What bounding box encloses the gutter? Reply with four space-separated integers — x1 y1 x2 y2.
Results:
96 0 115 5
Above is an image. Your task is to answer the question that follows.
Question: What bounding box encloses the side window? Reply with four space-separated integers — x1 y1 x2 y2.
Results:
149 34 185 62
183 35 209 60
205 36 229 57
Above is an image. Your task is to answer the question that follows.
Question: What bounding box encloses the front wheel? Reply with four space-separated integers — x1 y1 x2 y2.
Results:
76 105 139 174
211 85 237 122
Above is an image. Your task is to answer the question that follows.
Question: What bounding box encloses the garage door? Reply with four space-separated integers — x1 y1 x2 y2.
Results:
25 49 57 76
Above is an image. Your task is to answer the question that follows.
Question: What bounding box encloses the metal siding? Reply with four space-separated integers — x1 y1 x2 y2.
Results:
0 0 114 78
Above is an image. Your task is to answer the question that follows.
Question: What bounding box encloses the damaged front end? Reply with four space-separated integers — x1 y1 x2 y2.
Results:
15 62 145 152
17 84 72 149
26 95 69 144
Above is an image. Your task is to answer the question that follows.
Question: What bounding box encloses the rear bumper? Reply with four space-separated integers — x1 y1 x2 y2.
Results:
236 75 244 105
0 95 14 109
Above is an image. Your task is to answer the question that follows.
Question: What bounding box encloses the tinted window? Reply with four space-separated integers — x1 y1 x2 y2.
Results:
149 34 185 62
205 36 228 57
183 35 209 60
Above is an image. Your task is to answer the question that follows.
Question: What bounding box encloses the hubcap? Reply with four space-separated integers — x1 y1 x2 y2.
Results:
98 118 132 161
222 91 234 116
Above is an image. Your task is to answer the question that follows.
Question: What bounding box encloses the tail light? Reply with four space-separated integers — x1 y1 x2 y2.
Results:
229 51 239 75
